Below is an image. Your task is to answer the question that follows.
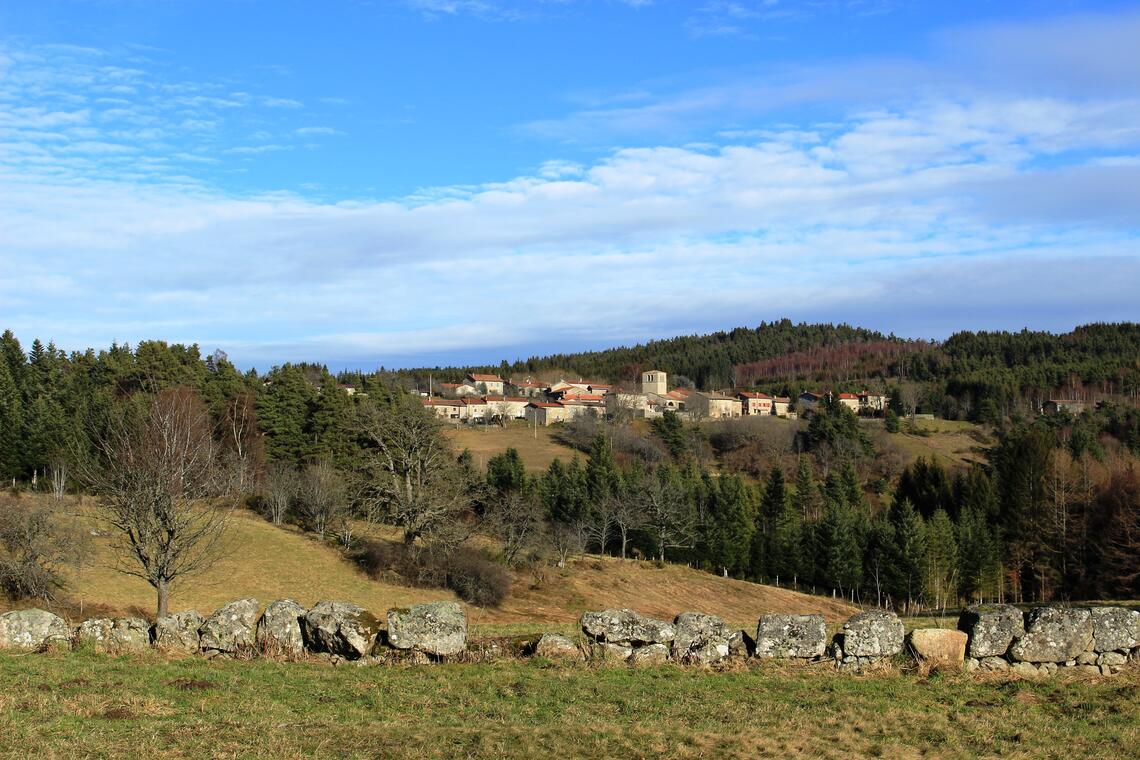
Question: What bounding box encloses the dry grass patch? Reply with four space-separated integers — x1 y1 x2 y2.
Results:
444 422 580 472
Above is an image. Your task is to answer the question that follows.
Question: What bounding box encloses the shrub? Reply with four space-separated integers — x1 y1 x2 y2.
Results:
351 539 512 607
436 547 512 607
0 498 89 602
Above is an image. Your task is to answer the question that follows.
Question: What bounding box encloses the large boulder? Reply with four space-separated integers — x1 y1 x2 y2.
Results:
387 601 467 657
580 609 675 646
152 610 204 652
533 632 581 660
1091 607 1140 652
302 600 382 659
841 610 904 659
256 599 307 657
958 604 1024 658
755 614 827 659
629 643 671 667
908 628 967 665
671 612 732 665
199 598 259 653
1010 607 1093 663
0 609 70 651
75 617 150 654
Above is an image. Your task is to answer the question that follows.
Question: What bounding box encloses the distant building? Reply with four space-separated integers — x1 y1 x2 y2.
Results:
859 391 888 411
508 378 547 397
465 373 505 395
1043 399 1088 415
525 402 570 426
690 392 743 419
773 396 792 417
641 369 668 396
798 391 827 411
738 391 773 416
837 392 861 413
422 398 462 420
483 396 530 421
438 381 479 397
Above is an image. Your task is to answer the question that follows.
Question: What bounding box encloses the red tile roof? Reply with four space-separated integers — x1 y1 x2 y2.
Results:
466 373 503 383
738 392 772 399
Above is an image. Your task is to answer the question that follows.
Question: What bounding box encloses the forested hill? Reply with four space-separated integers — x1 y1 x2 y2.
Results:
381 321 1140 402
408 320 902 389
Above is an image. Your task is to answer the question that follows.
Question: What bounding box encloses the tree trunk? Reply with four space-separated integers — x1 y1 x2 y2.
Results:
156 580 169 619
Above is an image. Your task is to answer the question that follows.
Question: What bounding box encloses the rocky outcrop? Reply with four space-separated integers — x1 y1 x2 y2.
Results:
0 609 70 651
302 600 382 659
256 599 307 657
387 601 467 657
755 614 827 659
199 598 259 653
1010 607 1093 663
591 642 633 661
629 643 671 666
958 604 1024 658
75 617 150 654
533 633 581 660
840 610 904 659
671 612 732 665
1091 607 1140 652
152 610 204 652
908 628 967 665
580 609 675 646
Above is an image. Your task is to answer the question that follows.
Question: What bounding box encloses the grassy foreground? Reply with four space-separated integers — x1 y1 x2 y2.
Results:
2 653 1137 759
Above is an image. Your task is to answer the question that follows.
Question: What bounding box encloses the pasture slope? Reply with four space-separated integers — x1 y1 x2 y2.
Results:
3 500 856 631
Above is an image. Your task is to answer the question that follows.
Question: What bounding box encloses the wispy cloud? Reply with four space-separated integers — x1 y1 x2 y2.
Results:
3 10 1139 366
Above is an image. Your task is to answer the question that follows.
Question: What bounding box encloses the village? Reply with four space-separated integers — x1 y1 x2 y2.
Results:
418 369 892 426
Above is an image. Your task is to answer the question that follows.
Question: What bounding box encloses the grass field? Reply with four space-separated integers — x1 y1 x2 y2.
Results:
871 418 993 468
444 422 580 472
4 503 454 620
3 498 855 635
2 652 1136 759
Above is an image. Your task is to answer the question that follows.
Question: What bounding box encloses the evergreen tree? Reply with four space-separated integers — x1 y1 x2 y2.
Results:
487 448 527 495
751 466 788 579
820 497 863 597
886 497 928 609
707 474 754 577
0 360 23 479
956 505 1001 603
924 509 959 610
792 457 820 521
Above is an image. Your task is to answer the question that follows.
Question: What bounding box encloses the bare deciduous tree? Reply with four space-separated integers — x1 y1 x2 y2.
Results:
485 488 544 566
220 392 264 495
548 520 586 568
612 496 647 560
82 387 228 618
296 460 350 544
357 396 470 546
264 462 299 525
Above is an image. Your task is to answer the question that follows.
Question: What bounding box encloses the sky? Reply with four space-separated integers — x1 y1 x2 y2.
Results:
1 1 1139 370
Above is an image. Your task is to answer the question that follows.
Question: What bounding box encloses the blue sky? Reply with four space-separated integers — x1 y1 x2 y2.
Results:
2 1 1139 369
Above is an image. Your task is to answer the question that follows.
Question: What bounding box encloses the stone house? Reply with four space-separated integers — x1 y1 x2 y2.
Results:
465 373 505 395
690 392 742 419
422 398 463 420
738 391 773 416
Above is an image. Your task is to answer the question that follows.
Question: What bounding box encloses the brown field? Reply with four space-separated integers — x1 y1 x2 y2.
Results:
871 417 993 467
444 421 580 472
1 503 454 620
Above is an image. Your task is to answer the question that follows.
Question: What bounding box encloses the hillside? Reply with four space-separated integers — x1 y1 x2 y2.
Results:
445 424 580 473
7 499 855 630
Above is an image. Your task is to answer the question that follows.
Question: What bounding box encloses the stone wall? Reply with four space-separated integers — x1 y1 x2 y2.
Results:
1 601 1137 677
